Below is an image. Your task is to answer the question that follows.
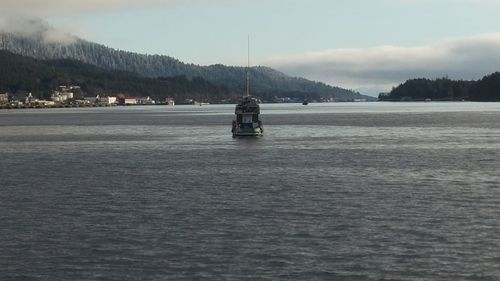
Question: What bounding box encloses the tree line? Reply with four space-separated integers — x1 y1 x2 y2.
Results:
0 50 233 102
379 73 500 101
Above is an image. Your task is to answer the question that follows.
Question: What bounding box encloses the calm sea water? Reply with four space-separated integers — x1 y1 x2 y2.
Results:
1 102 500 280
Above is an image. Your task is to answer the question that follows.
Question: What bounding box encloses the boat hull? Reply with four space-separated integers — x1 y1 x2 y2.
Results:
232 127 263 137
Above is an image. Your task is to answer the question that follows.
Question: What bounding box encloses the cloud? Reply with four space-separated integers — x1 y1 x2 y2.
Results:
0 0 223 17
0 0 223 44
266 33 500 94
0 17 77 44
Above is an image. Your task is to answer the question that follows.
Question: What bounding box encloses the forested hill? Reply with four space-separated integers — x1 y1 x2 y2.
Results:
0 27 370 101
379 73 500 101
0 50 231 101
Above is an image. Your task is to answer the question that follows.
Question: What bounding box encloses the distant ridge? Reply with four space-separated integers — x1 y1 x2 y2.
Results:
0 21 371 101
0 50 230 101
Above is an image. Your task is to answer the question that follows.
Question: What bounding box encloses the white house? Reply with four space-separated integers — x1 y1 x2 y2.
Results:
99 96 117 105
51 91 74 103
137 96 155 105
0 93 8 104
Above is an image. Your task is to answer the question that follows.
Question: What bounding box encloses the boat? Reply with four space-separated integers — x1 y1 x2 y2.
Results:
232 96 263 137
232 38 263 137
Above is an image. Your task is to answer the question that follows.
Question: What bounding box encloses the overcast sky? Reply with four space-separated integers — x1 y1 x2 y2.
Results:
2 0 500 95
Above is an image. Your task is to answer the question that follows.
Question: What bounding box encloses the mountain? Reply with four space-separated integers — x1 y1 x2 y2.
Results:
0 21 371 101
0 50 230 102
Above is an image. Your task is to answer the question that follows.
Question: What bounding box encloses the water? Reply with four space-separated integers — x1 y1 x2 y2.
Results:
1 102 500 280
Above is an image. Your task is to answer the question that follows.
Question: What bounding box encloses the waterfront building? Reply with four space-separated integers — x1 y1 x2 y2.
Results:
59 85 81 92
25 93 34 105
99 96 117 105
136 96 155 105
165 98 175 106
51 91 74 103
116 94 138 105
10 92 27 104
0 93 8 104
37 100 56 106
84 96 99 104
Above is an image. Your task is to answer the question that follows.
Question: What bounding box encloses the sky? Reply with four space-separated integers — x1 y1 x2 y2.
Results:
2 0 500 95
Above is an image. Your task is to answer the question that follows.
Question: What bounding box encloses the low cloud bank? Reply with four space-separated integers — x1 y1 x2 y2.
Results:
0 17 77 44
0 0 226 44
267 34 500 94
0 0 222 17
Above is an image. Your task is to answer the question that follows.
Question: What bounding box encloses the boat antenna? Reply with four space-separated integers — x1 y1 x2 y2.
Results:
246 35 250 97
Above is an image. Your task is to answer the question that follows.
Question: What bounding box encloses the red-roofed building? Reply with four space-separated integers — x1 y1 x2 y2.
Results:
116 94 137 105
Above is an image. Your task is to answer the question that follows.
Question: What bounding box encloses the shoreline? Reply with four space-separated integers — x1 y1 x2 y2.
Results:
0 104 118 110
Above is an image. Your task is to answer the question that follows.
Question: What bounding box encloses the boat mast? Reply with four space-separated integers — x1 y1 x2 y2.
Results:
246 35 250 97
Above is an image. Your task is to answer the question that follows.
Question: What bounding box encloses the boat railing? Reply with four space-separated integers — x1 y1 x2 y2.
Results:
235 105 259 113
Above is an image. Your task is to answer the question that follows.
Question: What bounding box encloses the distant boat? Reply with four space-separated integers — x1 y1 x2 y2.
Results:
195 101 210 106
232 37 263 137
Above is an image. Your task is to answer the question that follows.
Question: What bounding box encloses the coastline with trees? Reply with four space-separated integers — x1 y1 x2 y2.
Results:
379 72 500 102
